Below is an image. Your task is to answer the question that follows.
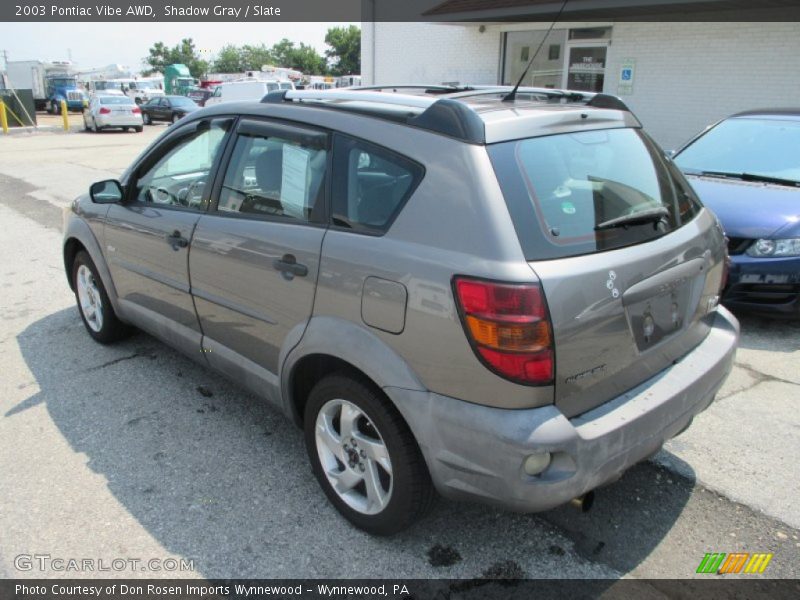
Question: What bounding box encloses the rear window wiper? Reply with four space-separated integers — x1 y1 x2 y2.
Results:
691 170 800 188
594 206 670 231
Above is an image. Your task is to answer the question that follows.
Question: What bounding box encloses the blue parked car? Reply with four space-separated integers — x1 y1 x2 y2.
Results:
674 109 800 317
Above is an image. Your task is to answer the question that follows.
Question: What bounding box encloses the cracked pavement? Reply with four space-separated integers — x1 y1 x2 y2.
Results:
0 128 798 581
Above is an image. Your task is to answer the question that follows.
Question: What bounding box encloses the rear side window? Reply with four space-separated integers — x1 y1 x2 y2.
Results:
488 128 702 260
331 134 424 233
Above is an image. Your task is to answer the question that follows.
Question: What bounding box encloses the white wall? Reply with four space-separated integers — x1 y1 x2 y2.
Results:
362 21 800 150
362 22 502 86
365 21 800 149
605 21 800 150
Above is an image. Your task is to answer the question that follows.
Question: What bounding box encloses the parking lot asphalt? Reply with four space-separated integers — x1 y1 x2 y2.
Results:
0 128 798 581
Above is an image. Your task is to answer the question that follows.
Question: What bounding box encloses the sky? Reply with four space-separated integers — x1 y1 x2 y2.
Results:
0 22 357 74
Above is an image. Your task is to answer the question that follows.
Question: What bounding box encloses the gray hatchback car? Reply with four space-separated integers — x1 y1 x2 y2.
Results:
63 86 739 535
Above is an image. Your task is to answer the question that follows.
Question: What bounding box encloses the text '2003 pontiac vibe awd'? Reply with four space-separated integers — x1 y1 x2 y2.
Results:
63 86 738 535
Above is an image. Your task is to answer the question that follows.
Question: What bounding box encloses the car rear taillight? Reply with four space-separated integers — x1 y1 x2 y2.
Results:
131 106 141 114
454 277 554 385
98 107 111 114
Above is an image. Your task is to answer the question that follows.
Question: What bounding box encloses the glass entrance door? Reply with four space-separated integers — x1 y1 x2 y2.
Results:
565 44 607 92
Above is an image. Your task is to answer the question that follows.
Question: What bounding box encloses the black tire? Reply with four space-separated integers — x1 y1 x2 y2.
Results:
142 112 151 125
134 126 143 133
72 251 130 344
122 126 129 132
304 373 435 535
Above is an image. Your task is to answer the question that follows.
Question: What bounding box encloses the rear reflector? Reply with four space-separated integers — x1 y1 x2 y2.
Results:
454 277 554 385
98 107 111 114
132 106 141 114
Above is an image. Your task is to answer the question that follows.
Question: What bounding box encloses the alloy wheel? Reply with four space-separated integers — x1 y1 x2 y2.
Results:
76 264 104 332
315 399 393 515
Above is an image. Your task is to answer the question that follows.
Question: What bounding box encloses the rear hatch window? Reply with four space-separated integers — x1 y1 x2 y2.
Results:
489 127 722 418
488 128 701 260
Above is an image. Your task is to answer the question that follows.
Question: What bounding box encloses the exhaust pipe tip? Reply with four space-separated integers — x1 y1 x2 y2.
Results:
569 490 595 513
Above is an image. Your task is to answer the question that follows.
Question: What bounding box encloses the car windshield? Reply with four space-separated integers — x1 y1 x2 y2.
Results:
99 97 134 105
489 128 703 260
675 117 800 184
170 97 197 108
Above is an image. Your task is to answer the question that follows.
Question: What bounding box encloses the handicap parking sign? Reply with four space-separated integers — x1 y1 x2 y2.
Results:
621 68 633 81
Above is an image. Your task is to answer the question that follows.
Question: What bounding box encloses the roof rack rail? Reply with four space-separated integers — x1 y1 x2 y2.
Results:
259 86 632 144
446 85 585 100
444 86 630 110
348 84 475 94
262 89 435 109
261 89 485 143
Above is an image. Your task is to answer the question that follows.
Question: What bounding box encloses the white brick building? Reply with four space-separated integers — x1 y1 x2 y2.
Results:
361 2 800 149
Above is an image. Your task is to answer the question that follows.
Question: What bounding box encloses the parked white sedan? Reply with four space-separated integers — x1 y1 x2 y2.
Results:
83 95 143 133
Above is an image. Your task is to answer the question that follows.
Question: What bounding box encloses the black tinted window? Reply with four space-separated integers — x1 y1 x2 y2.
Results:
331 135 423 233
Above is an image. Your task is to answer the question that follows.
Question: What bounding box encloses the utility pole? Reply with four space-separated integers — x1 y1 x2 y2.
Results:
1 49 8 70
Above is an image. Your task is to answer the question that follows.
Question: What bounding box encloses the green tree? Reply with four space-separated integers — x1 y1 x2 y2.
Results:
268 39 327 75
325 25 361 76
239 44 275 71
287 43 327 75
143 38 208 78
212 44 243 73
269 39 296 68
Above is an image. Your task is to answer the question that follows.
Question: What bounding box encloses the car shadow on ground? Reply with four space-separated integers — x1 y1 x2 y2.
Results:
10 307 696 579
729 308 800 352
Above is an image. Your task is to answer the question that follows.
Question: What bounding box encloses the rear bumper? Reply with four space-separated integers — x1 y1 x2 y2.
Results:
96 115 143 128
388 306 739 513
723 255 800 317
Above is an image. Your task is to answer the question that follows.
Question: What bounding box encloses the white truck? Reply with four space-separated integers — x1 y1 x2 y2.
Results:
5 60 87 113
204 79 295 106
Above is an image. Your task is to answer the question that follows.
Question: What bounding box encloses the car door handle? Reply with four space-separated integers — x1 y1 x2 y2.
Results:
273 254 308 279
166 230 189 250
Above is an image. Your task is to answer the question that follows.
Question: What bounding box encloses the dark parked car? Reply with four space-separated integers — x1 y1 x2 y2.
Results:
63 86 737 534
140 95 199 125
674 109 800 317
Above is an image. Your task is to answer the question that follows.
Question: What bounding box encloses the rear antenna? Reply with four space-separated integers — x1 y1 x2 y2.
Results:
503 0 569 102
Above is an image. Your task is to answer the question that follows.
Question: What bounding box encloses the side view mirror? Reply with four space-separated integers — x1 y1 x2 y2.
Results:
90 179 124 204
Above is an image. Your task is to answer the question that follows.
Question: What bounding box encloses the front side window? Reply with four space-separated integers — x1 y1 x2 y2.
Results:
331 135 423 233
133 119 232 210
489 128 702 259
218 130 327 222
